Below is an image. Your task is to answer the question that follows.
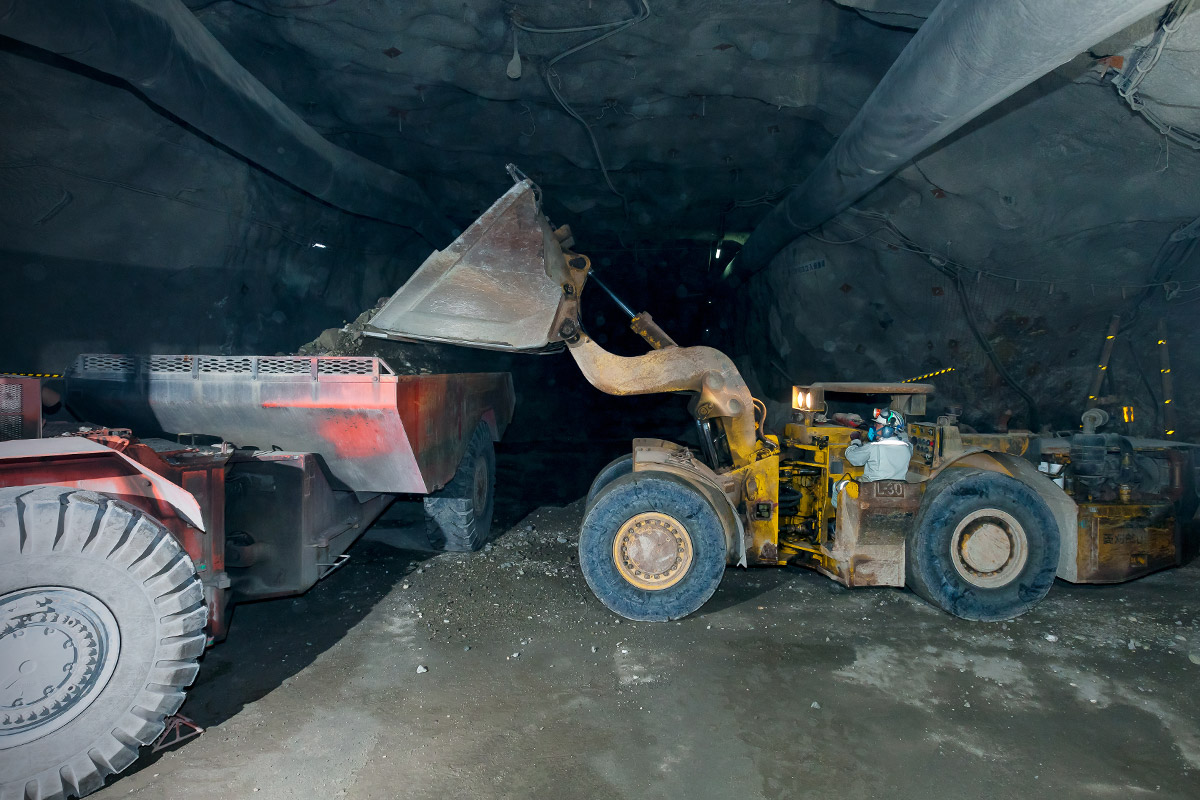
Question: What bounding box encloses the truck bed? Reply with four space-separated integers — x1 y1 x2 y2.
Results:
65 354 514 495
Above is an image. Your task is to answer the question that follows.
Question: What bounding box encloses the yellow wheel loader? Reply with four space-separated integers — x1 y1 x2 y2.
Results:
367 171 1197 623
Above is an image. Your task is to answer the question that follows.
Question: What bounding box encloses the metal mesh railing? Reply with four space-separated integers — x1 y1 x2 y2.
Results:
198 357 255 374
258 357 311 375
0 383 21 412
77 355 137 374
73 354 393 380
317 357 382 375
0 383 22 442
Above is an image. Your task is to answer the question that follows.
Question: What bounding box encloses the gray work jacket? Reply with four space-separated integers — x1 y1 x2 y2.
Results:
843 438 912 482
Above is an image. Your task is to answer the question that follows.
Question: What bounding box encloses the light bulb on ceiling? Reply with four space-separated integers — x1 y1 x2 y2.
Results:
506 29 522 80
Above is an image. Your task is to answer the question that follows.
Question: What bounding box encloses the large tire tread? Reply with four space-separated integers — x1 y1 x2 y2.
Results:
423 422 496 552
905 468 1058 622
0 486 206 800
580 471 727 622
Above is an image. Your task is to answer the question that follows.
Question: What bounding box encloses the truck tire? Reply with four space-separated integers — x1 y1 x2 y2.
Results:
905 468 1059 622
579 471 727 622
0 486 207 800
584 454 633 511
424 421 496 551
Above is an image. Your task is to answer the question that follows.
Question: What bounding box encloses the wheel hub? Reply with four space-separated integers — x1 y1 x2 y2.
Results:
0 587 121 749
612 512 693 591
950 509 1028 589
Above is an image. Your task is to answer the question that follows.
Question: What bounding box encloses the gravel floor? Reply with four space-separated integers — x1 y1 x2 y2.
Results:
94 446 1200 800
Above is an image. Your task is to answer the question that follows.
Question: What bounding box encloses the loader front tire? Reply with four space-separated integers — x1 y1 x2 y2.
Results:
906 468 1059 622
0 486 207 800
424 421 496 551
584 454 633 511
580 471 727 622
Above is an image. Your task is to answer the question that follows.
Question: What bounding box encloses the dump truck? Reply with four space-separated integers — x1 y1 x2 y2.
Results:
366 170 1197 624
0 356 513 799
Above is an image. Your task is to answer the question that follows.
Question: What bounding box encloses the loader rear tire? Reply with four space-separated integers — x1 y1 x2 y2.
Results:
906 468 1058 622
424 422 496 552
584 454 633 511
0 486 207 800
580 471 727 622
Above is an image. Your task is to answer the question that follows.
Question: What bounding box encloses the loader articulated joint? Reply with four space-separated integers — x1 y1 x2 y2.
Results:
558 318 581 344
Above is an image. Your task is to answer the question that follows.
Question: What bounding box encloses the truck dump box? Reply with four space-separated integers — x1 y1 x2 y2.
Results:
65 354 514 495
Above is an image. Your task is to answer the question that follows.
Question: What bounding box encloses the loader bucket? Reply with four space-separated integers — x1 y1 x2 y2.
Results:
365 179 587 352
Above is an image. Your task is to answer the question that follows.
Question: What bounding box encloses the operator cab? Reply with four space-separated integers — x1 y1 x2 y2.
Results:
788 381 934 482
779 381 936 587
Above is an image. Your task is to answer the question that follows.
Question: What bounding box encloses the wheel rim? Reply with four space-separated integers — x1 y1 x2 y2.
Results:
0 587 121 749
612 511 694 591
949 508 1029 589
472 456 489 517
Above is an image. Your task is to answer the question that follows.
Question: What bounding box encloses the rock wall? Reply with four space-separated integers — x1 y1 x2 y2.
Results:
736 65 1200 439
2 1 1197 444
0 43 428 372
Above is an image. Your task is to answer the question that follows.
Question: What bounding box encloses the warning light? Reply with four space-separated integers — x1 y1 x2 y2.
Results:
1122 406 1135 423
791 387 815 410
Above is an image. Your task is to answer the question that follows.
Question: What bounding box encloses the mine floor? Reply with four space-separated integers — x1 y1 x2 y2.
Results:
96 446 1200 800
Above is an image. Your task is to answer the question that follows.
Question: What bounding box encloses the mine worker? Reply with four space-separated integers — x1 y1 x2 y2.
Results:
844 408 912 482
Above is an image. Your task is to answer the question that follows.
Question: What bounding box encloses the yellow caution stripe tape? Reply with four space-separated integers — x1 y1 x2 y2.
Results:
901 367 955 384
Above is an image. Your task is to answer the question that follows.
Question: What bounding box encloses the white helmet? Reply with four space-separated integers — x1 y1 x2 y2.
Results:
869 408 905 441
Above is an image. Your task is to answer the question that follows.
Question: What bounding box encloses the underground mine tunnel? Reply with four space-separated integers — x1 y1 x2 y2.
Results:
2 1 1200 798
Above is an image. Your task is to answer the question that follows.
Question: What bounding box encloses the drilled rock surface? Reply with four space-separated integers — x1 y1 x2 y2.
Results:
188 0 909 238
738 61 1200 437
2 1 1198 440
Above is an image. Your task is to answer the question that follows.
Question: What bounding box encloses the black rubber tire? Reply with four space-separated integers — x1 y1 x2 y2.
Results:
579 471 727 622
423 421 496 552
905 468 1059 622
584 454 633 511
0 486 207 800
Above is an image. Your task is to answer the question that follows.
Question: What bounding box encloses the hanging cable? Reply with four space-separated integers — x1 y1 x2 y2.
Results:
949 269 1041 431
1111 0 1200 150
509 2 651 204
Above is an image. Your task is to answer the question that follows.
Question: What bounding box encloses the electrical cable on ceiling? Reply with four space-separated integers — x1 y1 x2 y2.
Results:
509 1 651 204
860 214 1043 430
948 267 1041 432
1112 0 1200 150
747 207 1046 427
1117 215 1200 332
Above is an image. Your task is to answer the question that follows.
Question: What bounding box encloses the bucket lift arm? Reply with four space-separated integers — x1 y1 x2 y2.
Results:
366 171 763 470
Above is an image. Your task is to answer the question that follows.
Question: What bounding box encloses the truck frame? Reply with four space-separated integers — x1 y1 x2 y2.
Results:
0 355 513 799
